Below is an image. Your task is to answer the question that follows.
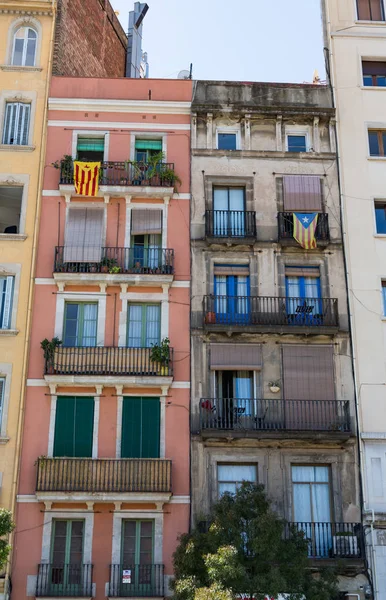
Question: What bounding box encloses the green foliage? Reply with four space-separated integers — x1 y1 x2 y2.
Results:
150 337 170 365
0 509 15 572
171 483 338 600
40 337 62 362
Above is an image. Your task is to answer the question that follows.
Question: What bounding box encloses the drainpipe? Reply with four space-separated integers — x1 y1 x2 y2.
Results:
7 2 57 598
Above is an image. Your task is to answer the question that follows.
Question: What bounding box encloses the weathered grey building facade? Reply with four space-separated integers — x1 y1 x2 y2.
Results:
190 80 366 594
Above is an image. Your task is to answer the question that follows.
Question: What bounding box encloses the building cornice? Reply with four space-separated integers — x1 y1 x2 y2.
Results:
0 7 53 16
48 98 191 115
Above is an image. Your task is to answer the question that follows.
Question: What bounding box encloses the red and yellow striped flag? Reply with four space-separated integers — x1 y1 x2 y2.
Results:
73 161 100 196
293 212 318 249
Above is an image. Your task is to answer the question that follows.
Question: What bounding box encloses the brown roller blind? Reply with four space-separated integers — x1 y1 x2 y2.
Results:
210 344 262 370
362 61 386 76
283 175 322 211
131 209 162 234
282 345 335 400
285 266 320 278
213 265 249 276
357 0 383 20
64 208 104 262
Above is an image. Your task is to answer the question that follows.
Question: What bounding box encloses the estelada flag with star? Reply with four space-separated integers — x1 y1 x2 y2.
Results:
293 212 318 249
73 161 100 196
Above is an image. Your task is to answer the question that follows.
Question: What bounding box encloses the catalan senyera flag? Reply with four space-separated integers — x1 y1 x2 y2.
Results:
293 212 318 250
73 161 100 197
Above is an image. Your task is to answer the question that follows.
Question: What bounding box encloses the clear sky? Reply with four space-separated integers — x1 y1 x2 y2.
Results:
110 0 326 83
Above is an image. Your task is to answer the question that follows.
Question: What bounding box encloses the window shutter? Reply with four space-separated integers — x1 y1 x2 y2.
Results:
135 140 162 150
2 104 15 145
64 208 103 262
131 209 162 235
74 398 94 457
210 344 262 370
362 61 386 76
77 137 105 152
121 397 160 458
283 176 322 211
54 397 75 457
357 0 371 20
53 397 94 457
1 277 14 329
282 345 335 400
19 104 30 146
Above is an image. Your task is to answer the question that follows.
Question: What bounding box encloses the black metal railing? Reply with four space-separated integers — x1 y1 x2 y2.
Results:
205 210 256 238
54 246 174 275
199 398 351 432
203 295 339 328
109 564 164 597
36 563 93 597
44 346 174 377
36 458 172 493
60 160 176 187
285 522 363 558
278 212 329 242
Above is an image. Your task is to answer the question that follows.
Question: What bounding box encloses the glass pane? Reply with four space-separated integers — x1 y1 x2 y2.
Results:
213 188 228 211
382 133 386 155
292 465 316 482
383 286 386 316
64 304 79 347
286 276 300 298
311 484 331 521
304 277 320 299
127 305 142 347
369 131 380 156
12 38 24 65
314 466 329 482
377 76 386 86
287 135 307 152
25 38 36 66
215 276 227 314
218 133 237 150
52 521 67 565
293 484 312 521
122 521 136 564
219 481 237 495
69 521 84 565
375 205 386 233
234 371 252 399
363 75 373 86
229 188 244 211
81 304 97 346
145 305 160 347
218 464 256 482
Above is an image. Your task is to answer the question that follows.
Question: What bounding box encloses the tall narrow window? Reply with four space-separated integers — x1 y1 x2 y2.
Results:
2 102 30 146
375 202 386 233
0 276 14 329
213 187 246 236
0 187 23 234
131 209 163 270
382 282 386 316
120 521 154 594
0 379 5 431
357 0 385 21
50 520 84 593
368 130 386 156
214 264 250 324
285 266 322 325
127 304 160 348
12 27 37 66
63 303 98 347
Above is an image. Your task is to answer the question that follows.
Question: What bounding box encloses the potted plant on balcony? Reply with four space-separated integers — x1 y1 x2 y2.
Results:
109 265 121 274
41 337 62 364
101 256 117 273
205 310 216 324
150 337 170 376
268 380 281 393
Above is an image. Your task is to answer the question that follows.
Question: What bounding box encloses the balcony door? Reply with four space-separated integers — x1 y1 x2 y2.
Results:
131 234 162 270
285 267 322 325
63 303 98 347
53 397 94 458
121 397 160 458
292 466 332 557
215 370 254 423
120 520 154 596
50 520 84 595
214 265 250 324
213 187 245 236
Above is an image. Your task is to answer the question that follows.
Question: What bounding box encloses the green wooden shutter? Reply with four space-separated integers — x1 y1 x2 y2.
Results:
53 397 94 457
121 397 160 458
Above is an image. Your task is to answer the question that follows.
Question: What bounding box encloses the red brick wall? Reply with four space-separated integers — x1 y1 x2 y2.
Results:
53 0 127 78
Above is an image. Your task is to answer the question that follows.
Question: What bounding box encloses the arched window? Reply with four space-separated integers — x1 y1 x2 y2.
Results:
12 27 37 66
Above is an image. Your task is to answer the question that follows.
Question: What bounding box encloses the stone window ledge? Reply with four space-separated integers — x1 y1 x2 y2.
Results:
0 437 10 445
0 144 35 152
0 330 19 336
0 65 42 72
0 234 27 241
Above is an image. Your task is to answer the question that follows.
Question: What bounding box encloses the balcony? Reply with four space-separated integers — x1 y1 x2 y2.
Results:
284 522 363 559
44 347 173 385
36 563 93 597
278 212 329 246
53 246 174 286
59 160 177 199
198 398 351 438
205 210 256 243
108 564 164 597
36 458 172 497
202 295 339 333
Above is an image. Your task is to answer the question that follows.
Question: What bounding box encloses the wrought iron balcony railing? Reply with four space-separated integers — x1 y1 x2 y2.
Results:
54 246 174 275
199 398 351 433
60 160 176 188
109 564 164 597
203 295 339 328
36 563 93 597
36 458 172 494
205 210 256 238
284 522 363 558
44 346 173 377
278 212 329 243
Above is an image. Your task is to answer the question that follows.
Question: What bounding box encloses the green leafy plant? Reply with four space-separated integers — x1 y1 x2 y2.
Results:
101 256 117 271
150 337 170 366
40 337 62 363
0 510 15 573
160 166 182 191
51 154 73 171
109 265 121 274
171 482 339 600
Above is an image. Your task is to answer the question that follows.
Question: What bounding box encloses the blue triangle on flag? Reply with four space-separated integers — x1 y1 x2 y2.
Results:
294 213 318 230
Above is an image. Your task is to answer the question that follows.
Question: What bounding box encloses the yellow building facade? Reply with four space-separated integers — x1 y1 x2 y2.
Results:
0 0 55 594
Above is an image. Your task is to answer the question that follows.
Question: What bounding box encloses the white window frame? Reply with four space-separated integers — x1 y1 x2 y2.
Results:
111 511 163 565
124 203 168 256
54 292 107 347
118 291 169 347
11 26 37 67
2 102 31 146
41 511 94 564
216 127 241 151
0 91 37 148
0 364 12 438
71 130 109 161
355 0 386 21
217 462 258 497
285 127 311 152
130 133 167 162
5 17 42 68
0 276 14 329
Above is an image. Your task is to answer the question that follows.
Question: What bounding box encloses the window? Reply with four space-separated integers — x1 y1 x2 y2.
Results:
121 397 160 458
50 520 84 590
213 187 245 236
127 304 160 348
217 132 237 150
63 303 98 347
214 264 250 323
0 277 14 329
217 464 257 496
2 102 30 146
215 370 254 417
53 397 94 457
121 521 154 591
135 139 162 163
365 443 386 510
285 266 322 325
287 135 307 153
283 175 322 211
64 208 104 263
368 129 386 156
130 209 163 269
362 61 386 86
0 186 23 234
12 27 37 66
357 0 385 20
76 136 105 162
375 202 386 233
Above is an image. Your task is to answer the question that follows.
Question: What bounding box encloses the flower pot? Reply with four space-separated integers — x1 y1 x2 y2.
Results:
101 266 109 273
269 385 280 394
205 311 216 324
159 365 168 376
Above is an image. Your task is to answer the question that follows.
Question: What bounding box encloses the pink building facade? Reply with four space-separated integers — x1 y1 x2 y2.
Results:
13 77 192 600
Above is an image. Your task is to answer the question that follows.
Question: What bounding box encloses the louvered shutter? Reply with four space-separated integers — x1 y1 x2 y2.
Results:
0 277 14 329
282 345 335 401
2 104 15 145
2 103 30 146
64 208 103 262
210 344 262 370
53 397 94 457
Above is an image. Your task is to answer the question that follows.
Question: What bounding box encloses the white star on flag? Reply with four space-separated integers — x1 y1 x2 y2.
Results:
302 216 309 224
